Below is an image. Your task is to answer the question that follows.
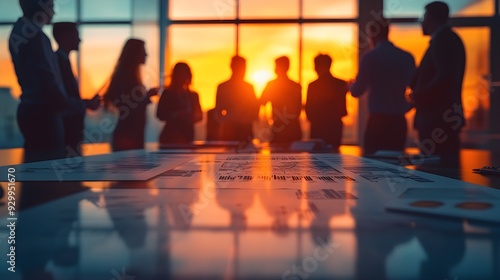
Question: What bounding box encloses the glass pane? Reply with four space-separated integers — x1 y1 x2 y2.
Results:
82 0 132 21
239 24 300 95
167 25 236 140
133 0 158 22
80 25 131 99
302 24 358 144
52 0 77 22
303 0 358 19
0 1 22 22
132 24 160 87
384 0 495 18
0 0 76 22
169 0 236 20
0 27 21 98
239 0 299 18
389 24 490 146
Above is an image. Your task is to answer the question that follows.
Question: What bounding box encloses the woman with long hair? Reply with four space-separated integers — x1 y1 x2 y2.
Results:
157 62 202 144
103 38 157 151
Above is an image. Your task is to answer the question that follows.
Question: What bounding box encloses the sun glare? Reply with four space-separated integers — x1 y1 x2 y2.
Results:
250 69 273 95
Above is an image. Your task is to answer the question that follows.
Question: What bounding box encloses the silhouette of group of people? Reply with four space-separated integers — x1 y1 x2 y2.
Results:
10 0 465 164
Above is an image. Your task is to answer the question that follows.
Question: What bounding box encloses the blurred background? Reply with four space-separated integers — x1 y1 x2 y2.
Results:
0 0 498 149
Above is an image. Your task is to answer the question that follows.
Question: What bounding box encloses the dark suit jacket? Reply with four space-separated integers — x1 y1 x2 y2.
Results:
305 74 348 124
56 50 85 149
412 26 466 132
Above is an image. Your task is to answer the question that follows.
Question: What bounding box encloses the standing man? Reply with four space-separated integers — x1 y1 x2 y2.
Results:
9 0 86 162
260 56 302 144
306 54 348 151
350 18 416 155
215 56 259 142
53 22 100 156
411 1 466 164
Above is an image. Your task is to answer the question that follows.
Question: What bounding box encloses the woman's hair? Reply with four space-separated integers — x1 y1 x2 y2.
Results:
103 38 146 108
169 62 192 91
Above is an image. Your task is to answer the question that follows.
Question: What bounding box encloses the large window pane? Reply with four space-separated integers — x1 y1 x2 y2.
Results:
240 24 300 95
169 0 236 20
302 24 358 144
133 0 158 22
384 0 495 18
52 0 77 22
389 24 490 146
167 25 236 140
239 0 299 19
0 1 22 22
0 27 21 98
82 0 132 21
303 0 358 19
80 25 131 98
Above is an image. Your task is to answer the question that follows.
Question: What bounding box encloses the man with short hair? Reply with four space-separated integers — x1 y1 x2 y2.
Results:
215 56 259 142
260 56 302 144
53 22 100 156
9 0 86 162
306 54 348 151
350 18 416 155
411 1 466 164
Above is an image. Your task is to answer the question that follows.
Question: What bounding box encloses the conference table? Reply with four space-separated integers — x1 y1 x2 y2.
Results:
0 143 499 280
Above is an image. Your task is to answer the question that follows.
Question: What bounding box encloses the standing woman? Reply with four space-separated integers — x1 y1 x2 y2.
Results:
103 39 157 151
157 62 202 144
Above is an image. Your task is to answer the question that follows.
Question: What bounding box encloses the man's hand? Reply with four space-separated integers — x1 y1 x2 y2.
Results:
147 87 159 97
85 94 100 111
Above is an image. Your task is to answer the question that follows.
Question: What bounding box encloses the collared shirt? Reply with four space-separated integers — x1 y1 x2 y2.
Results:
350 40 416 115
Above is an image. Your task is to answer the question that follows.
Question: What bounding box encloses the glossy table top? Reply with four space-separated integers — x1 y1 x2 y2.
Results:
0 144 499 280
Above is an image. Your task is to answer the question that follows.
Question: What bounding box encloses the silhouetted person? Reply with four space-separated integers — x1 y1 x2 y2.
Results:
53 22 100 156
350 18 416 155
102 39 157 151
9 0 86 163
215 56 259 142
305 54 348 150
157 62 202 144
260 56 302 144
411 1 466 165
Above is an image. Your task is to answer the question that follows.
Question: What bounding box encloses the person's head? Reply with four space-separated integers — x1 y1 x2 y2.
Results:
274 56 290 77
103 39 146 107
230 55 246 80
19 0 55 25
367 18 390 47
314 54 332 77
170 62 192 90
118 38 147 68
422 1 449 36
53 22 80 52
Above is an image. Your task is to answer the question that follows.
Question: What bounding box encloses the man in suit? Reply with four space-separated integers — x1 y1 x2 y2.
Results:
260 56 302 144
9 0 86 163
53 22 100 156
306 54 348 151
411 1 466 164
215 56 259 142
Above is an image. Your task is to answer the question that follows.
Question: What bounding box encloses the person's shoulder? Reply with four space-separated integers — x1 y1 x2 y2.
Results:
331 75 347 85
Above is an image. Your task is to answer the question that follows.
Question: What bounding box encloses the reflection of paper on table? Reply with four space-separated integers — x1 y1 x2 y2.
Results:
4 150 197 182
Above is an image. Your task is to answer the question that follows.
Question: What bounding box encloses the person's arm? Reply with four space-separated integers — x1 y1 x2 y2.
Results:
260 82 271 106
305 84 314 122
192 92 203 123
156 90 170 121
350 54 371 98
412 34 462 105
29 33 84 112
